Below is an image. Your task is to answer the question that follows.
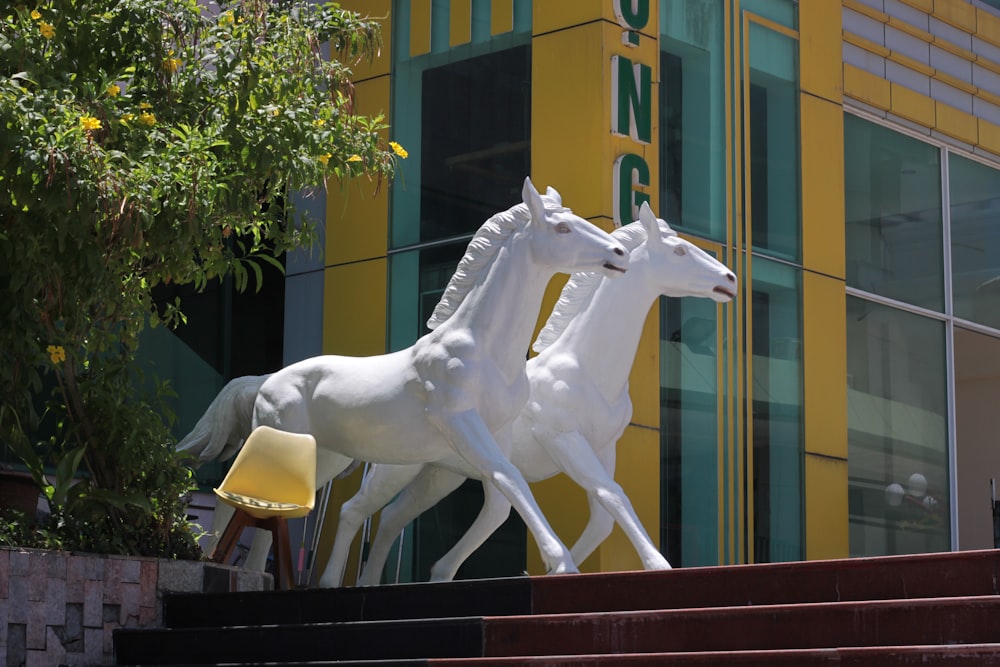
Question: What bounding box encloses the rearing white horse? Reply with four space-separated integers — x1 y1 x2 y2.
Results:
342 202 736 585
177 178 629 581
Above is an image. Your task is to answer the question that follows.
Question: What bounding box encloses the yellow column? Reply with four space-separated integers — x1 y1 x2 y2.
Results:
527 0 661 574
313 0 393 585
799 1 849 560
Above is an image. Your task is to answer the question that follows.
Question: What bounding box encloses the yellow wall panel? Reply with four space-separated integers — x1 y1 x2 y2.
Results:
900 0 933 13
491 0 514 35
800 94 845 280
890 82 936 127
843 64 891 110
532 0 611 36
805 453 849 560
799 0 843 104
979 118 1000 156
450 0 472 47
936 101 979 144
325 76 390 266
978 7 1000 48
933 0 976 33
336 0 391 81
323 259 387 356
410 0 431 57
532 21 659 221
803 271 847 461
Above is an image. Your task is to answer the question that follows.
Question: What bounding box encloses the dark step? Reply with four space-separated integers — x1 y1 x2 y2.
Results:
110 645 1000 667
115 595 1000 665
163 549 1000 629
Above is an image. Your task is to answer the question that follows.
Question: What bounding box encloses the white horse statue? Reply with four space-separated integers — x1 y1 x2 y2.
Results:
177 177 630 581
334 202 736 586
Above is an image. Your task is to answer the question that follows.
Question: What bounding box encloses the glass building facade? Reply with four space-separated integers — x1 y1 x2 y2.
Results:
153 0 1000 583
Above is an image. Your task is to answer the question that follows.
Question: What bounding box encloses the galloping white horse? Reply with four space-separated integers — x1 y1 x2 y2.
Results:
339 202 736 585
177 178 629 581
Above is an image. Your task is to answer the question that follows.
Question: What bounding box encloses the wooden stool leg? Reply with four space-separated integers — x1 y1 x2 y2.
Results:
210 510 253 564
269 517 295 590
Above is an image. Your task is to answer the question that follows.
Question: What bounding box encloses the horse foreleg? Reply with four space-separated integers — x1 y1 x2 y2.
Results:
545 431 670 570
430 409 577 576
317 463 424 588
430 480 512 582
359 466 465 586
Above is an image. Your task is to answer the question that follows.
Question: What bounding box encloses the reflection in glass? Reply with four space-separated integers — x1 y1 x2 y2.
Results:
661 290 721 567
845 115 944 311
949 154 1000 331
660 0 727 240
847 297 950 556
747 22 800 261
751 258 803 562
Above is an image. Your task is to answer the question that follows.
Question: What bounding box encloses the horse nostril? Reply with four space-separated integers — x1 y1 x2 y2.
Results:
727 273 736 283
614 247 625 257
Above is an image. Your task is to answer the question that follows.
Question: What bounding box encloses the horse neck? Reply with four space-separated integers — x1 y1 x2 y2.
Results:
445 230 551 371
544 248 659 394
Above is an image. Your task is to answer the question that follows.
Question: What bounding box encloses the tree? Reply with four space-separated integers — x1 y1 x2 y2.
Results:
0 0 402 557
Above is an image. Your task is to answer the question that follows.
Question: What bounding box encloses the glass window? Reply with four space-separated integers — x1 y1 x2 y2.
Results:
847 297 950 556
660 280 723 567
750 258 803 562
949 153 1000 331
845 115 944 312
741 0 798 29
747 22 800 261
388 242 465 352
660 0 727 241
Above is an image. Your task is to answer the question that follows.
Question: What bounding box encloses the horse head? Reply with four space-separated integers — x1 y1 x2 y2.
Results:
522 177 629 278
637 201 737 303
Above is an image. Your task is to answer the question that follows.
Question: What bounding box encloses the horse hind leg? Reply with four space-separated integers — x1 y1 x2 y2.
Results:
429 480 513 582
358 466 466 586
317 463 424 588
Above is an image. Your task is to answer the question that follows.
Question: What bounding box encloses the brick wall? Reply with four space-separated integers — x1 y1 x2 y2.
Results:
0 547 270 666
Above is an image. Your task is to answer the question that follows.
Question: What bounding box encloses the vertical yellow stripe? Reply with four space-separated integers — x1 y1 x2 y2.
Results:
450 0 472 46
410 0 431 57
492 0 514 35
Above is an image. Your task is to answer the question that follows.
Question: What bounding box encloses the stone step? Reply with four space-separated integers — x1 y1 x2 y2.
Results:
161 549 1000 629
113 595 1000 664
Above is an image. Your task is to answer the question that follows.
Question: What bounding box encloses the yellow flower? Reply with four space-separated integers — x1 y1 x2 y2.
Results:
163 57 181 73
106 83 121 97
317 153 331 165
138 111 157 126
39 21 54 39
47 345 66 365
30 9 41 20
219 11 234 26
139 102 152 110
314 118 326 127
120 112 134 124
389 141 408 159
346 154 362 162
79 115 102 131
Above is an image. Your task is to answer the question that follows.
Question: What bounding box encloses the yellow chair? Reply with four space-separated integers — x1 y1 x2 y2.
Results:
209 425 317 590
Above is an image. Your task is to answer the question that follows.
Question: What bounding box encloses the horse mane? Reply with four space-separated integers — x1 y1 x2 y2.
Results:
427 197 565 330
532 221 651 353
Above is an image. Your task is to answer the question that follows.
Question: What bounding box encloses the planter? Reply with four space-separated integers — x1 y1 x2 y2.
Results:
0 471 41 521
0 547 272 666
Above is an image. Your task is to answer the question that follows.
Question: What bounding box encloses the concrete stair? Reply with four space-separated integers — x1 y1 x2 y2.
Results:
113 549 1000 665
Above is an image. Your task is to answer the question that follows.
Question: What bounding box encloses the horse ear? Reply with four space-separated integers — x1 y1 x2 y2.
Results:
523 177 547 225
639 201 664 249
545 186 562 206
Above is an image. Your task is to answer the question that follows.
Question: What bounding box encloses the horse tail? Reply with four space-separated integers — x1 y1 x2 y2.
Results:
176 374 270 465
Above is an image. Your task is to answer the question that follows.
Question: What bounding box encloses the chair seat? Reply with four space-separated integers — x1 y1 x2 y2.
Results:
213 489 313 519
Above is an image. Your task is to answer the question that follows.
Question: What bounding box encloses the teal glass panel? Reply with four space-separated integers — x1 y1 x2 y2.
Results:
660 281 723 567
847 297 950 556
747 22 800 261
660 0 727 241
948 153 1000 331
750 258 802 562
387 242 464 352
844 115 944 312
741 0 798 30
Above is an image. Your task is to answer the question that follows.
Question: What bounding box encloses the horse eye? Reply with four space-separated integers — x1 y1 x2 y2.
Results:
555 222 571 234
673 245 687 256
